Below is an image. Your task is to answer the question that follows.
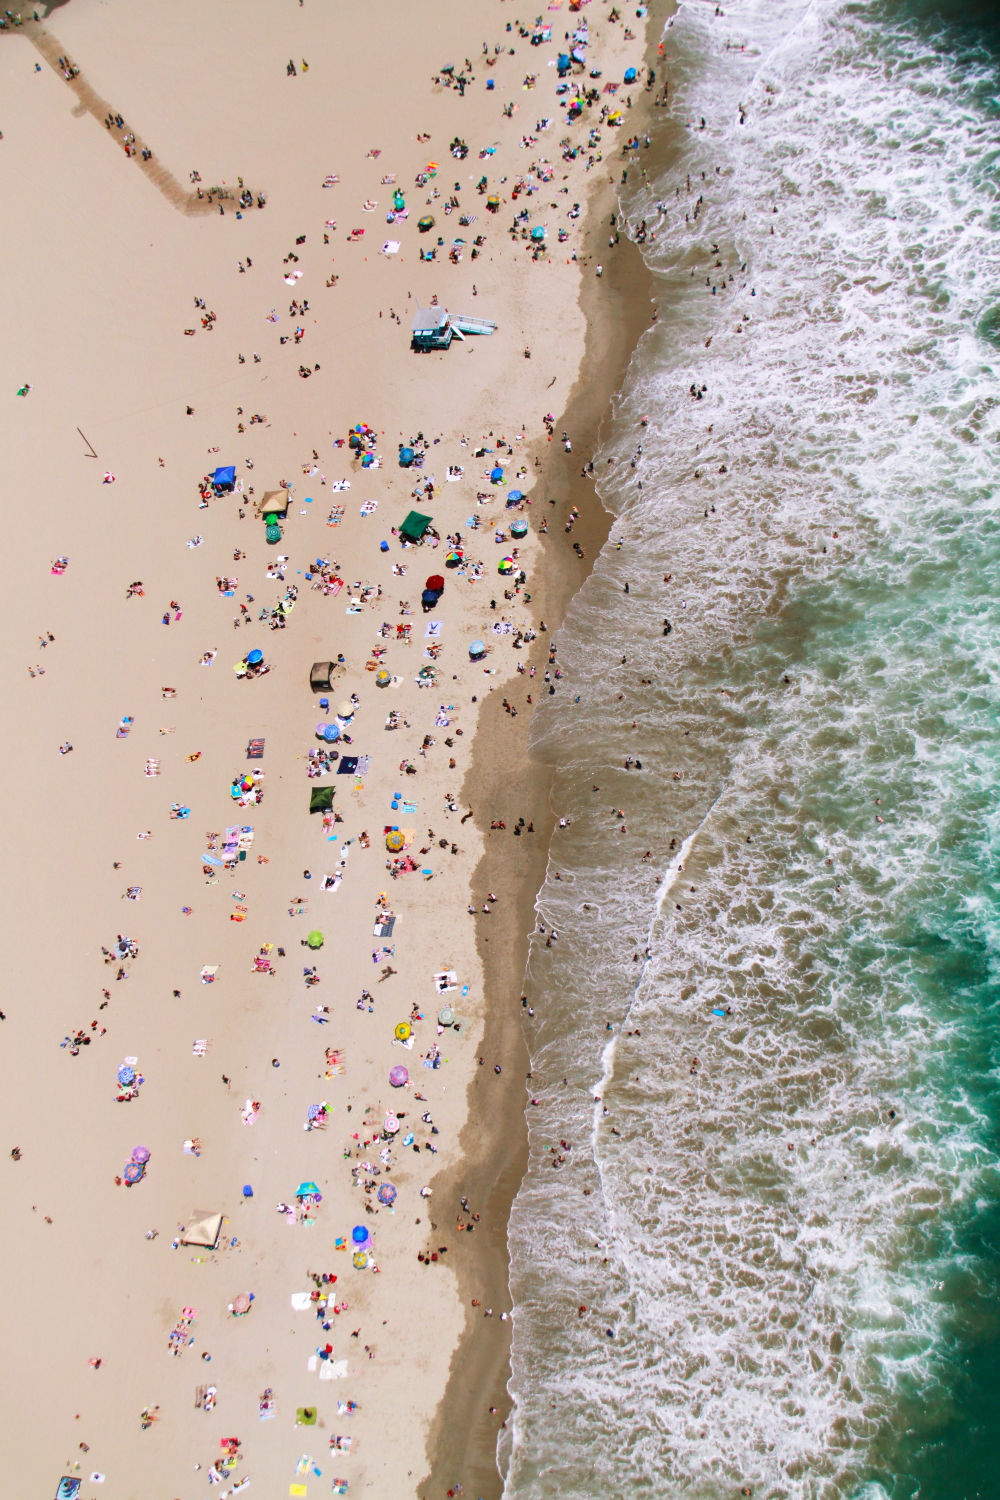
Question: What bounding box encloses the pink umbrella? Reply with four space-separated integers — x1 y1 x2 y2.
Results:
131 1145 151 1164
389 1065 409 1088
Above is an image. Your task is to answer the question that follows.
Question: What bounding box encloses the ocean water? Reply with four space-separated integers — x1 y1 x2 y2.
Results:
504 2 1000 1497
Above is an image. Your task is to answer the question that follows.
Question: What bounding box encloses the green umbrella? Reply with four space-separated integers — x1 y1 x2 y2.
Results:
307 930 324 949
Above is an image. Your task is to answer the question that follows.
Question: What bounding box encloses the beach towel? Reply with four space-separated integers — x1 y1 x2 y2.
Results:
337 757 359 775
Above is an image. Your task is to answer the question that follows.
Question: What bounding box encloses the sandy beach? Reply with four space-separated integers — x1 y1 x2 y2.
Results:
0 1 660 1494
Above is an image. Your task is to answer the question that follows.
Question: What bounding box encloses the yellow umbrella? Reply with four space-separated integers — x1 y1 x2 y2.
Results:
394 1022 412 1042
386 831 404 852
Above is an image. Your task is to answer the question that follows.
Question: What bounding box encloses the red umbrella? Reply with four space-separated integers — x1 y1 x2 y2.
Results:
425 574 445 592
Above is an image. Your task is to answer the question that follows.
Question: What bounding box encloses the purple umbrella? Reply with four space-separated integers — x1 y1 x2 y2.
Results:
377 1183 397 1205
123 1161 145 1185
389 1065 409 1088
131 1145 151 1164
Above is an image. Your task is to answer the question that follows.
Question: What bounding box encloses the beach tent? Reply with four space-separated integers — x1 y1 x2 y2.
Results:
309 785 335 814
260 489 289 519
400 510 432 543
310 661 335 691
180 1212 224 1249
212 465 236 491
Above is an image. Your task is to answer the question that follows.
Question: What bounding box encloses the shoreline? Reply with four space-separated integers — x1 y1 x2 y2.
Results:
421 17 667 1495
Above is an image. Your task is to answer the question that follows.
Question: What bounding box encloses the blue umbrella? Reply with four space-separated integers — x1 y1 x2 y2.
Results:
246 648 264 666
507 489 524 503
117 1064 136 1086
399 447 415 467
352 1224 369 1244
469 640 486 659
323 723 341 743
490 466 504 482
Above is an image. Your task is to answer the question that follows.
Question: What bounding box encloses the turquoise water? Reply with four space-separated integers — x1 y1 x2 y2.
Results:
504 1 1000 1495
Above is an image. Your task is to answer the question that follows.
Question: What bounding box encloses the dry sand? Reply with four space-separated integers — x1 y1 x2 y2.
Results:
0 1 659 1495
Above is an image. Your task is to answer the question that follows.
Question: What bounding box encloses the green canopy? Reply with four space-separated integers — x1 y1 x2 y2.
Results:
309 786 334 814
400 510 432 542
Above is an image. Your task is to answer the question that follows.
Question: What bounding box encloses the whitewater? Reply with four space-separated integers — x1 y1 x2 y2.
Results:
504 1 1000 1496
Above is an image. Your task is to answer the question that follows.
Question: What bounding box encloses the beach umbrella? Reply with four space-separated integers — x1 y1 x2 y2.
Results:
117 1064 135 1086
394 1022 412 1042
384 1111 400 1134
242 1184 254 1198
123 1161 145 1185
231 1291 252 1315
386 831 404 852
486 194 500 211
511 517 529 538
425 574 445 592
296 1181 321 1199
418 215 435 232
375 669 391 687
507 490 524 504
389 1064 409 1088
337 699 354 719
490 465 504 482
468 640 486 660
530 225 546 242
438 1004 455 1026
445 549 463 567
399 447 415 467
352 1250 369 1269
624 66 638 83
131 1145 151 1164
307 930 324 949
498 556 515 574
246 648 264 666
421 589 439 608
377 1183 397 1206
352 1224 369 1245
265 523 282 545
323 723 341 744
